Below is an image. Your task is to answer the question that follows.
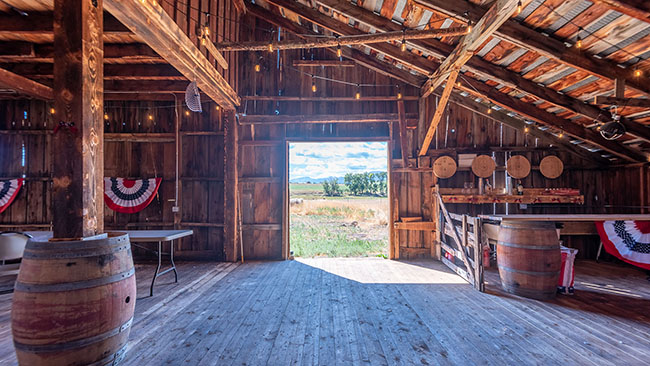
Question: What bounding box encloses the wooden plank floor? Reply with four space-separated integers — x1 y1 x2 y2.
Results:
0 258 649 365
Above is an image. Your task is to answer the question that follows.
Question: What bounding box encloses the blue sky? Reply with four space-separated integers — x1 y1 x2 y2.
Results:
289 142 387 180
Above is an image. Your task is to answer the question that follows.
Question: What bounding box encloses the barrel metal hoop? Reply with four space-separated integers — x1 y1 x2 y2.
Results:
13 317 133 354
87 344 128 366
15 268 135 293
499 266 560 276
23 244 131 260
497 241 560 250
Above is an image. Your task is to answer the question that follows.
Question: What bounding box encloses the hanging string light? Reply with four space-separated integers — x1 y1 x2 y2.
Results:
464 12 472 33
255 63 261 72
396 85 402 99
104 113 109 120
635 68 642 77
203 13 210 37
311 75 317 93
49 108 55 115
336 35 342 58
516 1 522 15
524 126 529 133
401 29 407 52
576 34 582 49
355 84 361 100
558 131 564 138
216 105 221 111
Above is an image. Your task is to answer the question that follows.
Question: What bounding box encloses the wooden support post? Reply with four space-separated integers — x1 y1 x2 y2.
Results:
419 70 458 156
397 100 410 168
51 0 104 239
615 78 626 99
223 110 239 262
473 216 484 292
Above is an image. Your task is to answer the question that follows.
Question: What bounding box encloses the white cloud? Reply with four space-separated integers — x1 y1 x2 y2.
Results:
289 142 387 180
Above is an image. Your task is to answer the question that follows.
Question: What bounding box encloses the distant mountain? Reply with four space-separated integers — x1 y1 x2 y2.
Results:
290 171 385 184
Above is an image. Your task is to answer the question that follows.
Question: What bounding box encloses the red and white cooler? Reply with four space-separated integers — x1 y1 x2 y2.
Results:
557 246 578 295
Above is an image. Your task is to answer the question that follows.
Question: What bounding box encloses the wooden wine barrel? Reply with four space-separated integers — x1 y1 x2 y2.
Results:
497 221 561 300
12 233 136 366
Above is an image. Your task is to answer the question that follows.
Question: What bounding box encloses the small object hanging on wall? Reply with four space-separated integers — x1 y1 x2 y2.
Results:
471 155 496 178
0 178 23 214
506 155 531 179
516 180 524 195
432 156 457 178
185 81 202 112
540 155 564 179
104 177 162 214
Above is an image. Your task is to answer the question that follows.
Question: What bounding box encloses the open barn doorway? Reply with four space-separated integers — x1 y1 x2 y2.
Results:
288 142 390 258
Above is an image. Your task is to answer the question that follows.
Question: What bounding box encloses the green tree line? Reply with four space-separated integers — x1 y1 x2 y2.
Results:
322 172 387 197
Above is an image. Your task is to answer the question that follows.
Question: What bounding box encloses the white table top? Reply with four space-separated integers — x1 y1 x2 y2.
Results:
23 230 193 242
479 214 650 222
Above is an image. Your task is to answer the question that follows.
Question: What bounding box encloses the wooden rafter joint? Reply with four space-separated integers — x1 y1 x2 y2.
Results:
594 96 650 109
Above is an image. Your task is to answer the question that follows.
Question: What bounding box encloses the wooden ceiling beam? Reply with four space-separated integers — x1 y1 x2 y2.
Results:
588 0 650 24
421 0 518 98
2 63 185 81
594 96 650 108
215 26 466 51
246 3 424 87
317 0 650 144
456 75 649 162
293 60 356 67
239 113 418 125
0 66 53 100
104 0 239 108
262 0 436 76
413 0 650 97
0 43 165 64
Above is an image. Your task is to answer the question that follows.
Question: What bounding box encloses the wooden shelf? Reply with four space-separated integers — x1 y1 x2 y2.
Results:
393 221 436 231
441 194 584 204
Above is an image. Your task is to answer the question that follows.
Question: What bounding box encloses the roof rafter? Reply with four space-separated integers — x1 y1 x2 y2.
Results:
413 0 650 97
316 0 650 144
588 0 650 24
246 3 424 87
421 0 519 98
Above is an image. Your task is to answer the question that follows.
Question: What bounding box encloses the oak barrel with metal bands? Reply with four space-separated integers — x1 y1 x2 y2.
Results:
11 233 136 366
497 221 561 300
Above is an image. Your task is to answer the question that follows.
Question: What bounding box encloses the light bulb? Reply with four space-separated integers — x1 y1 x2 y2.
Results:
456 81 461 87
268 43 273 52
635 69 642 77
148 114 153 120
430 85 434 93
104 113 109 120
401 40 406 52
50 108 55 115
467 24 472 33
487 108 492 114
204 26 210 36
355 91 361 100
255 64 261 72
201 37 206 46
216 105 220 111
576 36 582 49
312 83 317 93
185 110 190 116
524 127 529 133
517 1 522 15
337 45 342 58
397 92 402 99
558 132 564 138
152 0 157 5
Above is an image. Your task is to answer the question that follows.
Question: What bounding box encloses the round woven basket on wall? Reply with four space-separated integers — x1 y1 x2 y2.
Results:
539 155 564 179
506 155 531 179
471 155 496 178
433 156 457 178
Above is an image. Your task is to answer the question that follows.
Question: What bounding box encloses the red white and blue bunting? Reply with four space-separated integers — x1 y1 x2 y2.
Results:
104 177 162 214
596 221 650 270
0 179 23 214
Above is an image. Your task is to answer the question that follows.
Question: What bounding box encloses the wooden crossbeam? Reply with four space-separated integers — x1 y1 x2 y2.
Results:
247 3 424 87
293 60 356 67
0 67 53 100
104 0 239 108
413 0 650 97
214 26 466 51
594 96 650 108
314 0 650 144
421 0 518 98
241 95 419 101
419 70 459 156
239 113 418 125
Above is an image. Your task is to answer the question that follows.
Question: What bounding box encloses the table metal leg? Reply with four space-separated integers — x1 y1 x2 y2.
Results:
171 239 178 283
150 241 162 297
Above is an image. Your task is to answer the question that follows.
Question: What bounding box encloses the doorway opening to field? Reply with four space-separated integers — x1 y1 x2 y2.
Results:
288 142 389 258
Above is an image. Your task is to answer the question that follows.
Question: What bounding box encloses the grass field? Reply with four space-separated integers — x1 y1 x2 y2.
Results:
289 188 389 257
